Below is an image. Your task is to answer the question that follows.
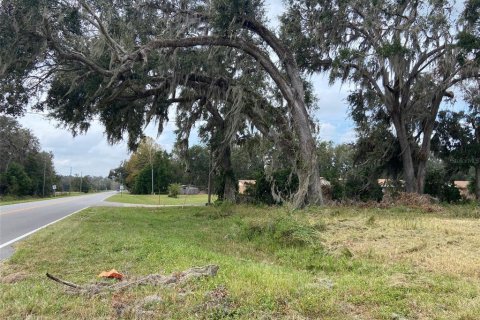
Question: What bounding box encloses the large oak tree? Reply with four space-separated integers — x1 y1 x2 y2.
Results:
282 0 479 193
0 0 323 207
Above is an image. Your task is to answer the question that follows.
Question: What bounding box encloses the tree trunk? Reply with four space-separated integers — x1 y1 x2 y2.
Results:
290 100 323 207
416 161 427 194
392 113 417 193
416 97 442 194
475 165 480 201
220 145 236 202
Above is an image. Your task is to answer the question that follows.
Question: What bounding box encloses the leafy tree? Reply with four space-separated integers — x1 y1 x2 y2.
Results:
132 166 154 194
458 0 480 61
0 0 324 207
432 82 480 200
317 141 355 182
117 136 176 195
282 0 479 194
231 141 264 180
177 145 210 189
423 159 461 203
24 151 56 196
1 162 32 196
0 116 40 173
123 137 162 191
0 116 56 197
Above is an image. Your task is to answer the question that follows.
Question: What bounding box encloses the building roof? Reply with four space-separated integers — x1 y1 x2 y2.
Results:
454 181 469 189
238 180 256 184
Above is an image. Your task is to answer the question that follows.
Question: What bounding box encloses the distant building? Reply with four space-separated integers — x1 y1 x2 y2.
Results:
377 179 404 193
454 181 473 199
180 185 199 195
238 180 256 194
320 177 332 200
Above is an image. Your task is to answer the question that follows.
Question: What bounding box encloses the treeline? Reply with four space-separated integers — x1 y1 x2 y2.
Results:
109 137 263 196
56 175 119 194
0 116 56 197
111 134 478 204
0 116 118 199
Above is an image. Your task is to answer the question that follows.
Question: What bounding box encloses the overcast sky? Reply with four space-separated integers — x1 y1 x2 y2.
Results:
17 0 465 177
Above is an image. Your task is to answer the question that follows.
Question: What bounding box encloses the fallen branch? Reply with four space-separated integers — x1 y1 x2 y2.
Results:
46 273 81 289
46 265 219 296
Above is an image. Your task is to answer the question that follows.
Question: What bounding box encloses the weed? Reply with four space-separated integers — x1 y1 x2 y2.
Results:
366 215 376 226
241 214 322 247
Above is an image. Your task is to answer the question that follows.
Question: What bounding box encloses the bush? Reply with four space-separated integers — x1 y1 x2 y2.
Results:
168 183 181 198
424 168 461 203
468 177 476 195
424 167 444 199
208 200 235 219
249 169 299 205
241 213 322 247
331 174 383 202
440 182 461 203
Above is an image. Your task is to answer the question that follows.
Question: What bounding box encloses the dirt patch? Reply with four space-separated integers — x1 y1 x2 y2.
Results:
1 271 28 284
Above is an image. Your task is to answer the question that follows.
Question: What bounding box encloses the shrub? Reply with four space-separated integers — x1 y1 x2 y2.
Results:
440 182 461 203
424 167 444 199
168 183 181 198
332 174 383 202
209 200 235 219
241 213 322 247
424 168 461 203
468 177 476 195
249 169 299 205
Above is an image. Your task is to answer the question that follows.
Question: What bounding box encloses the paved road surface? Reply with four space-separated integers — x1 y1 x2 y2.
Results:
0 192 116 259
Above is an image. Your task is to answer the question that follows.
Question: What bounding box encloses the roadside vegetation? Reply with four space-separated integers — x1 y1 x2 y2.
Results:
1 204 480 319
0 192 86 206
106 193 215 206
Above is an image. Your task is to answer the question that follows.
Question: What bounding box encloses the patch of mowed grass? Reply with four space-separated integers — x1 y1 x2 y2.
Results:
105 193 215 205
0 192 85 206
1 205 480 319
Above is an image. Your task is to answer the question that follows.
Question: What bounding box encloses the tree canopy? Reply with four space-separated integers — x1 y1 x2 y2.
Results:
282 0 479 193
0 0 325 207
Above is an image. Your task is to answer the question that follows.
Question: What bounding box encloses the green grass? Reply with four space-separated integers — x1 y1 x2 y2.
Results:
0 192 86 206
1 205 480 319
106 193 215 205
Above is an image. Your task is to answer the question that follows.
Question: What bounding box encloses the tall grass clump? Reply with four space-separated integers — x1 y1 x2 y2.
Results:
240 212 324 247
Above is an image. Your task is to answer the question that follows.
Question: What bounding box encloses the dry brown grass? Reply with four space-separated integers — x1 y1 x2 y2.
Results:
322 211 480 278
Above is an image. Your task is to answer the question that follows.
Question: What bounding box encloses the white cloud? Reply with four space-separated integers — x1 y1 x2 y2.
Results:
340 129 357 143
318 122 337 141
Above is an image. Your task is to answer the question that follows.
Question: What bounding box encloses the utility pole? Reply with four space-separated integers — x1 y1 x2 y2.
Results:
69 167 72 195
149 145 154 195
120 172 123 196
207 146 213 205
79 171 83 193
42 155 47 197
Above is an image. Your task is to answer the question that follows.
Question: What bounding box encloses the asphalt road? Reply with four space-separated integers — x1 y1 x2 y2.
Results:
0 192 116 259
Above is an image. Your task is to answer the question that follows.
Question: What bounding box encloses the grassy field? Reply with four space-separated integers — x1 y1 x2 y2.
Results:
1 204 480 319
106 193 215 205
0 192 85 206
